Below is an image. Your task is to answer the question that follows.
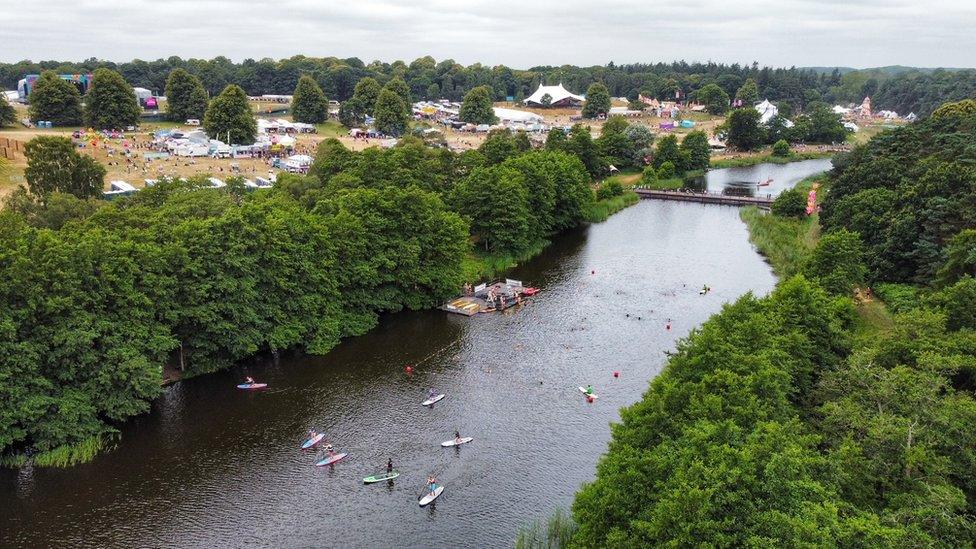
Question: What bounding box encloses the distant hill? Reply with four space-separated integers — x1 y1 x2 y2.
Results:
803 65 973 75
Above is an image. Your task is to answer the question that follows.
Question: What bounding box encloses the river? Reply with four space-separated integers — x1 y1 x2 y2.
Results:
693 158 833 197
0 161 828 548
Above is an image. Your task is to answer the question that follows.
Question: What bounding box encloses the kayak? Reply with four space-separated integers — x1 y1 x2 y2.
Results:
315 453 348 467
578 386 598 399
419 486 444 507
363 471 400 484
441 437 474 447
422 394 446 406
237 383 267 390
301 433 326 449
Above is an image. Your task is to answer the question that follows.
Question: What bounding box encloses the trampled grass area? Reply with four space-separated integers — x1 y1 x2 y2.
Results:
315 120 347 138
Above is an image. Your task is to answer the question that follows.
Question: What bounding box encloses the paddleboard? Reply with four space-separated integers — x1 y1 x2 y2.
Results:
237 383 267 390
301 433 326 449
422 394 445 406
419 486 444 507
441 437 474 447
578 387 598 399
315 453 348 467
363 471 400 484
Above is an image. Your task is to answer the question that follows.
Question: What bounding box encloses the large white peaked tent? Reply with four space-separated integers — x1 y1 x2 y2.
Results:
755 99 779 124
524 83 584 107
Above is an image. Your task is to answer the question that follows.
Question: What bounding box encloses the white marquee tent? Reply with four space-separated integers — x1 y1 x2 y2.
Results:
524 83 584 107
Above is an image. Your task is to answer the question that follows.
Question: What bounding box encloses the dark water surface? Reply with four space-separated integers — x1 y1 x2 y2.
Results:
691 158 833 197
2 199 785 548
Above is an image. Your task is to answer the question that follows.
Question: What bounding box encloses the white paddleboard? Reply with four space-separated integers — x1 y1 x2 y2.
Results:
441 437 474 447
578 387 598 399
419 486 444 507
422 394 445 406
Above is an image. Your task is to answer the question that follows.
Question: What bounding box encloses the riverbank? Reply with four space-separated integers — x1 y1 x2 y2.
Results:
738 174 824 277
463 188 641 280
739 173 894 333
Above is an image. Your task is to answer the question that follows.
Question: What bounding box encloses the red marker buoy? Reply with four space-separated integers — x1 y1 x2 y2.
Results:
666 323 671 331
591 270 595 275
405 366 413 374
587 396 595 403
613 371 619 378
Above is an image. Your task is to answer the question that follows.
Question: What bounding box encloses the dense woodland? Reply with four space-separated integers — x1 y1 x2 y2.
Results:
0 132 602 464
569 100 976 546
2 56 974 115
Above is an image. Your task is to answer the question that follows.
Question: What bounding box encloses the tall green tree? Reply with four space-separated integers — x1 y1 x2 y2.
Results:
804 228 867 295
337 98 366 128
27 71 82 126
581 82 611 119
24 136 105 200
735 78 760 105
652 134 681 169
801 101 847 144
679 131 710 171
696 83 730 115
382 77 412 116
373 88 408 136
726 108 764 151
291 74 329 124
352 77 381 115
451 165 531 255
459 85 498 125
164 68 209 122
203 84 256 144
0 91 16 126
84 68 142 129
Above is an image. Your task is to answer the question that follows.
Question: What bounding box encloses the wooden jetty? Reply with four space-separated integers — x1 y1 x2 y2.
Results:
441 279 538 316
634 188 774 207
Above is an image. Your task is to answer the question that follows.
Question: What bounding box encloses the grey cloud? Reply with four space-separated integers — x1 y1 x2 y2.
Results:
0 0 974 68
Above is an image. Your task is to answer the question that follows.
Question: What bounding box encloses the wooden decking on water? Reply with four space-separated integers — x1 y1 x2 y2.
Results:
634 188 774 207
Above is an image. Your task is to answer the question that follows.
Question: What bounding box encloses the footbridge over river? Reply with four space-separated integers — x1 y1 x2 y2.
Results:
634 188 774 207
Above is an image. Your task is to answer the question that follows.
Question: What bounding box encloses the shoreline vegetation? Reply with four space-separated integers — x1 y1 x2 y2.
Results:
567 104 976 547
1 127 643 468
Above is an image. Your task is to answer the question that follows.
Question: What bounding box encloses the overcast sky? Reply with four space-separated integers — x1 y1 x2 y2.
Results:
2 0 975 69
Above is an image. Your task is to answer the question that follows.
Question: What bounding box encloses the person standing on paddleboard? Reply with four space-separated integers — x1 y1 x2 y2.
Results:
324 442 336 458
245 376 255 385
454 430 461 445
387 458 393 474
426 475 438 495
585 385 594 395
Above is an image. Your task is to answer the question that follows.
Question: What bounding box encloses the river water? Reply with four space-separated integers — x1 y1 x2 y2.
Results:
695 158 833 198
1 162 827 548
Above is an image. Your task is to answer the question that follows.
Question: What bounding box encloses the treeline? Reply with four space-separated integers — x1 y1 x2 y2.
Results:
828 68 976 116
822 99 976 285
573 275 976 546
0 56 830 106
569 100 976 546
0 130 605 464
